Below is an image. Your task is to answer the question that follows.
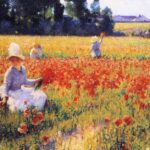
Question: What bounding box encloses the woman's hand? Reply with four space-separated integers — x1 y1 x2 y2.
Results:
35 77 43 84
34 77 43 90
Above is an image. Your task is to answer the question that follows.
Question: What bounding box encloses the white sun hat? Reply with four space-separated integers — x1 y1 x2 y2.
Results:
91 36 98 43
7 42 25 60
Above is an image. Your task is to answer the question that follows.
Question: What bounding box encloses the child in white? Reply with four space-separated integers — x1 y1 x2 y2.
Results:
30 43 43 59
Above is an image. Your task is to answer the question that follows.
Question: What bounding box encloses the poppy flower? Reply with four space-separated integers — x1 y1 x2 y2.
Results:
67 101 72 107
139 103 148 110
0 101 5 109
24 100 28 105
41 135 50 146
114 118 123 127
73 96 79 103
23 109 31 118
123 116 133 126
32 115 40 126
36 112 44 122
124 94 129 101
104 117 110 124
18 123 28 134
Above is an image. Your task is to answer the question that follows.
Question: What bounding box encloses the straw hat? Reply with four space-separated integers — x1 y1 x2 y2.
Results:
91 36 98 43
7 42 25 60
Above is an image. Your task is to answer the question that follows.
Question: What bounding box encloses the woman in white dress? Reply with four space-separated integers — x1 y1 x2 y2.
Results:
90 33 104 58
0 43 47 112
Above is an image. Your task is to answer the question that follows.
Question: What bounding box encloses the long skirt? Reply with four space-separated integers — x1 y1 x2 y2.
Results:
0 86 47 112
91 49 101 58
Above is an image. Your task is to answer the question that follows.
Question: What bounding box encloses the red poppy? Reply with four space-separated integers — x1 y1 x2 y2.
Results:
67 101 72 107
41 135 50 146
32 115 40 126
139 103 148 110
18 123 28 134
114 118 123 127
123 116 133 126
104 117 110 124
36 112 44 122
124 94 129 101
23 109 31 118
73 96 79 103
24 100 28 105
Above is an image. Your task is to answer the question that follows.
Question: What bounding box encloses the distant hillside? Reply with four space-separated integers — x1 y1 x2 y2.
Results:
113 15 150 22
114 23 150 37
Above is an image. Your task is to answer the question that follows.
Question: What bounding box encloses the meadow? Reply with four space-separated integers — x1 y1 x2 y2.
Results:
0 35 150 59
0 35 150 150
114 23 150 32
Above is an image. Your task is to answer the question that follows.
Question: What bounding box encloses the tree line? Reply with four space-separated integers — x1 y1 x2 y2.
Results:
0 0 114 35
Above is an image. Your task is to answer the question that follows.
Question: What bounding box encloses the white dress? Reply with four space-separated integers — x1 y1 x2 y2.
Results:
91 40 102 58
0 66 47 112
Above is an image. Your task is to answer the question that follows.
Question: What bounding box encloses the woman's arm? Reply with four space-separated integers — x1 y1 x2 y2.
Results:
99 37 103 44
23 67 36 87
24 67 42 87
3 69 12 97
0 68 12 106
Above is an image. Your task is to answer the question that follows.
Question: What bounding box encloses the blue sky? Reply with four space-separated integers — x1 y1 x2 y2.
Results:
61 0 150 18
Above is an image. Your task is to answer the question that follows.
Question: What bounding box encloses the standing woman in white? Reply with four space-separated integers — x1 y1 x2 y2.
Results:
90 33 105 58
0 43 47 111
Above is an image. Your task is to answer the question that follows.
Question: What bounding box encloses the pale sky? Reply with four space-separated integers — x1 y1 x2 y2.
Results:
88 0 150 18
61 0 150 18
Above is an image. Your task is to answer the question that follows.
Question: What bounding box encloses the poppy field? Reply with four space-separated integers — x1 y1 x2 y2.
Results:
0 36 150 149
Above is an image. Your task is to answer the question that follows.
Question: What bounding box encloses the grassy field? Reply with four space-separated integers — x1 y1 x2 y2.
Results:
0 36 150 59
114 23 150 32
0 35 150 149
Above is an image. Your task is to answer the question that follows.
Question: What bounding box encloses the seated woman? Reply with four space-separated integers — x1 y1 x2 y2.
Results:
0 43 47 112
90 33 105 58
30 43 43 59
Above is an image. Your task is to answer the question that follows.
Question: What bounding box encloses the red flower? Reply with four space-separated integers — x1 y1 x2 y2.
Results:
23 109 31 118
67 101 72 107
31 111 43 125
41 136 49 146
124 94 129 101
104 117 110 124
36 112 44 122
24 100 28 105
73 96 79 103
123 116 133 126
0 101 5 109
114 118 123 127
32 115 40 126
139 102 148 110
18 123 28 134
41 68 55 85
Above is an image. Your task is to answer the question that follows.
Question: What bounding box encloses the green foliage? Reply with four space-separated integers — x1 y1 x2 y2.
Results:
65 0 90 21
101 7 114 33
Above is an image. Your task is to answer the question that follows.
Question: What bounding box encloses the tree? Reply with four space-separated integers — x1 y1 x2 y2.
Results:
65 1 76 18
54 0 64 22
0 0 9 20
65 0 90 22
90 0 100 17
101 7 114 34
